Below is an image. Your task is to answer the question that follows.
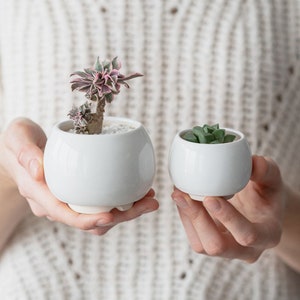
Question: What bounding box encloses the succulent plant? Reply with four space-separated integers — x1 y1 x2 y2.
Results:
182 124 236 144
68 102 92 134
68 57 143 134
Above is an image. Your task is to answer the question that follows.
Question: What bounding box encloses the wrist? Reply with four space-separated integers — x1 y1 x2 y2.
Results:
282 184 300 222
0 181 30 253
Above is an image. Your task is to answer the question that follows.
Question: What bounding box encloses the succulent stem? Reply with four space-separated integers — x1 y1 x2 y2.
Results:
86 98 106 134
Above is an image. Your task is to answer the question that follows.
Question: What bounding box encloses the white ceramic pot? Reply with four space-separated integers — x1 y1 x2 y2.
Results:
44 117 156 213
168 128 252 200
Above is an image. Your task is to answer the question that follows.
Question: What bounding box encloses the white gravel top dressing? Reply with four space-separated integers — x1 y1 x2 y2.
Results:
67 120 137 134
101 120 136 134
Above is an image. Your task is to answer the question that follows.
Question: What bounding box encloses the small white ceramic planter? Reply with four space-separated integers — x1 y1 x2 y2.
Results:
168 128 252 200
44 117 156 214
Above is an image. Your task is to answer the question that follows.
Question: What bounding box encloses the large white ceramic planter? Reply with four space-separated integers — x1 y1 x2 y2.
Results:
168 128 252 200
44 117 156 213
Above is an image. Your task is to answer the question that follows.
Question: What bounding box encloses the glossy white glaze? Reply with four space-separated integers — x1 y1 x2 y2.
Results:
44 117 156 213
168 128 252 200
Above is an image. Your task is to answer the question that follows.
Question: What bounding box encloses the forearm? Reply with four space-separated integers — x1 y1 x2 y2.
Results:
275 185 300 273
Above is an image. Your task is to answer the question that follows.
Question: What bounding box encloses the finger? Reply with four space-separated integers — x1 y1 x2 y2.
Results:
145 188 155 198
250 155 281 189
38 179 158 229
203 197 280 249
173 190 263 260
176 206 204 253
26 198 46 217
53 201 115 230
88 226 112 236
28 181 114 230
111 197 159 224
172 191 227 256
177 199 261 261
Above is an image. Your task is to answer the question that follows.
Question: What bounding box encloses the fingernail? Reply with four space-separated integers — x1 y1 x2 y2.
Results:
204 199 221 213
173 196 189 208
29 159 40 179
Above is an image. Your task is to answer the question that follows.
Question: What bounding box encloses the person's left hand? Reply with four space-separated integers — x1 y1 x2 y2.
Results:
171 155 285 263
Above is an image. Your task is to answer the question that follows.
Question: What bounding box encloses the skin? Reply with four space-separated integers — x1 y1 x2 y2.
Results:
1 118 299 273
172 156 300 272
0 118 159 251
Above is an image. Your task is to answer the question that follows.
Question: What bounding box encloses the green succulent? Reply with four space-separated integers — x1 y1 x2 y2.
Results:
181 124 236 144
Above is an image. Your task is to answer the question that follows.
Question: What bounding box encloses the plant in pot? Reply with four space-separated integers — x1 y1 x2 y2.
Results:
44 57 156 214
168 124 252 200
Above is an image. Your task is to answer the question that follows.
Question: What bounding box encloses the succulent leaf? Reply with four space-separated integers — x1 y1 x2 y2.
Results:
224 134 236 143
182 131 198 143
192 126 206 143
112 56 121 70
94 57 103 72
213 129 225 142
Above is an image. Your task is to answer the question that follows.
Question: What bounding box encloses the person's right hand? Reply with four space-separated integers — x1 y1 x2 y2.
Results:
0 118 159 235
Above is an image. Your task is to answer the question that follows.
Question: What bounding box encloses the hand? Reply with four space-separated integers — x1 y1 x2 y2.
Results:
171 155 285 263
0 118 159 235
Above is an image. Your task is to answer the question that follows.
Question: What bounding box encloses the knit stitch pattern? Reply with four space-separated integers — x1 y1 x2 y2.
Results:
0 0 300 299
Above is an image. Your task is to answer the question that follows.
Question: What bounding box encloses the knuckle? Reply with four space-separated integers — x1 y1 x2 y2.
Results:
30 207 45 218
17 184 29 199
191 243 205 254
17 144 32 165
267 238 279 249
206 240 227 256
217 210 235 224
268 227 282 248
239 230 259 247
189 209 206 224
94 228 110 236
245 253 261 264
79 223 94 231
9 117 31 129
7 118 32 138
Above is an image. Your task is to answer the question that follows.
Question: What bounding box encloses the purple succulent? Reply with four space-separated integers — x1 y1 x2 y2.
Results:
68 102 92 133
69 57 143 134
70 57 143 103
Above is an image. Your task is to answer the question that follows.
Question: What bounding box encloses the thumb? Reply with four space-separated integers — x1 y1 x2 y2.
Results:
5 118 47 181
250 155 282 188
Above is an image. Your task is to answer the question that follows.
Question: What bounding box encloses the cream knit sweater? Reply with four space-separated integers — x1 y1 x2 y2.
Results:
0 0 300 299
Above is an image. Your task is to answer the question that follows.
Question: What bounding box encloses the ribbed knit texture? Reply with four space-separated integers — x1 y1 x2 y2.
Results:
0 0 300 299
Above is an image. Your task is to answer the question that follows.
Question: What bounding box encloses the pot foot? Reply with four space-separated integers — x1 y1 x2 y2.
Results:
189 194 234 201
117 203 133 211
68 204 114 214
189 194 205 201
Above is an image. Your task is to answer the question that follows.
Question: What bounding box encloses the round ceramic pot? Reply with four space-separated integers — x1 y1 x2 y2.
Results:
44 117 156 213
168 128 252 200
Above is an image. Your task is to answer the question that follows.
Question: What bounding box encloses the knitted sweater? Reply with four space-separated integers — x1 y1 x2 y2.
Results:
0 0 300 299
